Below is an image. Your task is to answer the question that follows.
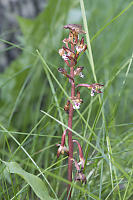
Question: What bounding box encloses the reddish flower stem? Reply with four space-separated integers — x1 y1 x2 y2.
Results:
58 24 88 199
67 64 75 199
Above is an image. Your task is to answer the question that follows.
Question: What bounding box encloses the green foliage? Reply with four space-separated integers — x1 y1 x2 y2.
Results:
5 161 55 200
0 0 133 199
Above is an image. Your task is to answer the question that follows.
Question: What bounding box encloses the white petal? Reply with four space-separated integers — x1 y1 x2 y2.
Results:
62 54 68 61
79 72 84 78
73 103 80 109
91 89 95 96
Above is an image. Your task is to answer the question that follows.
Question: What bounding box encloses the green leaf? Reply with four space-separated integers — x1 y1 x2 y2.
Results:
5 161 55 200
17 16 34 37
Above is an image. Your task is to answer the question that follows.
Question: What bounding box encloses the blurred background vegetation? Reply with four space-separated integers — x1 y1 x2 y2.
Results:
0 0 133 199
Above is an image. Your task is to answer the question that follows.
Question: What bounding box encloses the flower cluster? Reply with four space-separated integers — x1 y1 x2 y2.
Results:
57 129 86 184
76 83 104 96
72 159 86 184
56 24 104 189
74 66 84 78
58 24 103 111
59 24 87 67
56 129 69 158
64 90 83 112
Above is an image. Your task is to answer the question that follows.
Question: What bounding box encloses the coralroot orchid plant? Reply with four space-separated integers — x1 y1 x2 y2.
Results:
57 24 103 199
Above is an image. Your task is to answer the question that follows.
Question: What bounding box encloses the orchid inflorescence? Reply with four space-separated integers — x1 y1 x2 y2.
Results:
56 24 104 195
